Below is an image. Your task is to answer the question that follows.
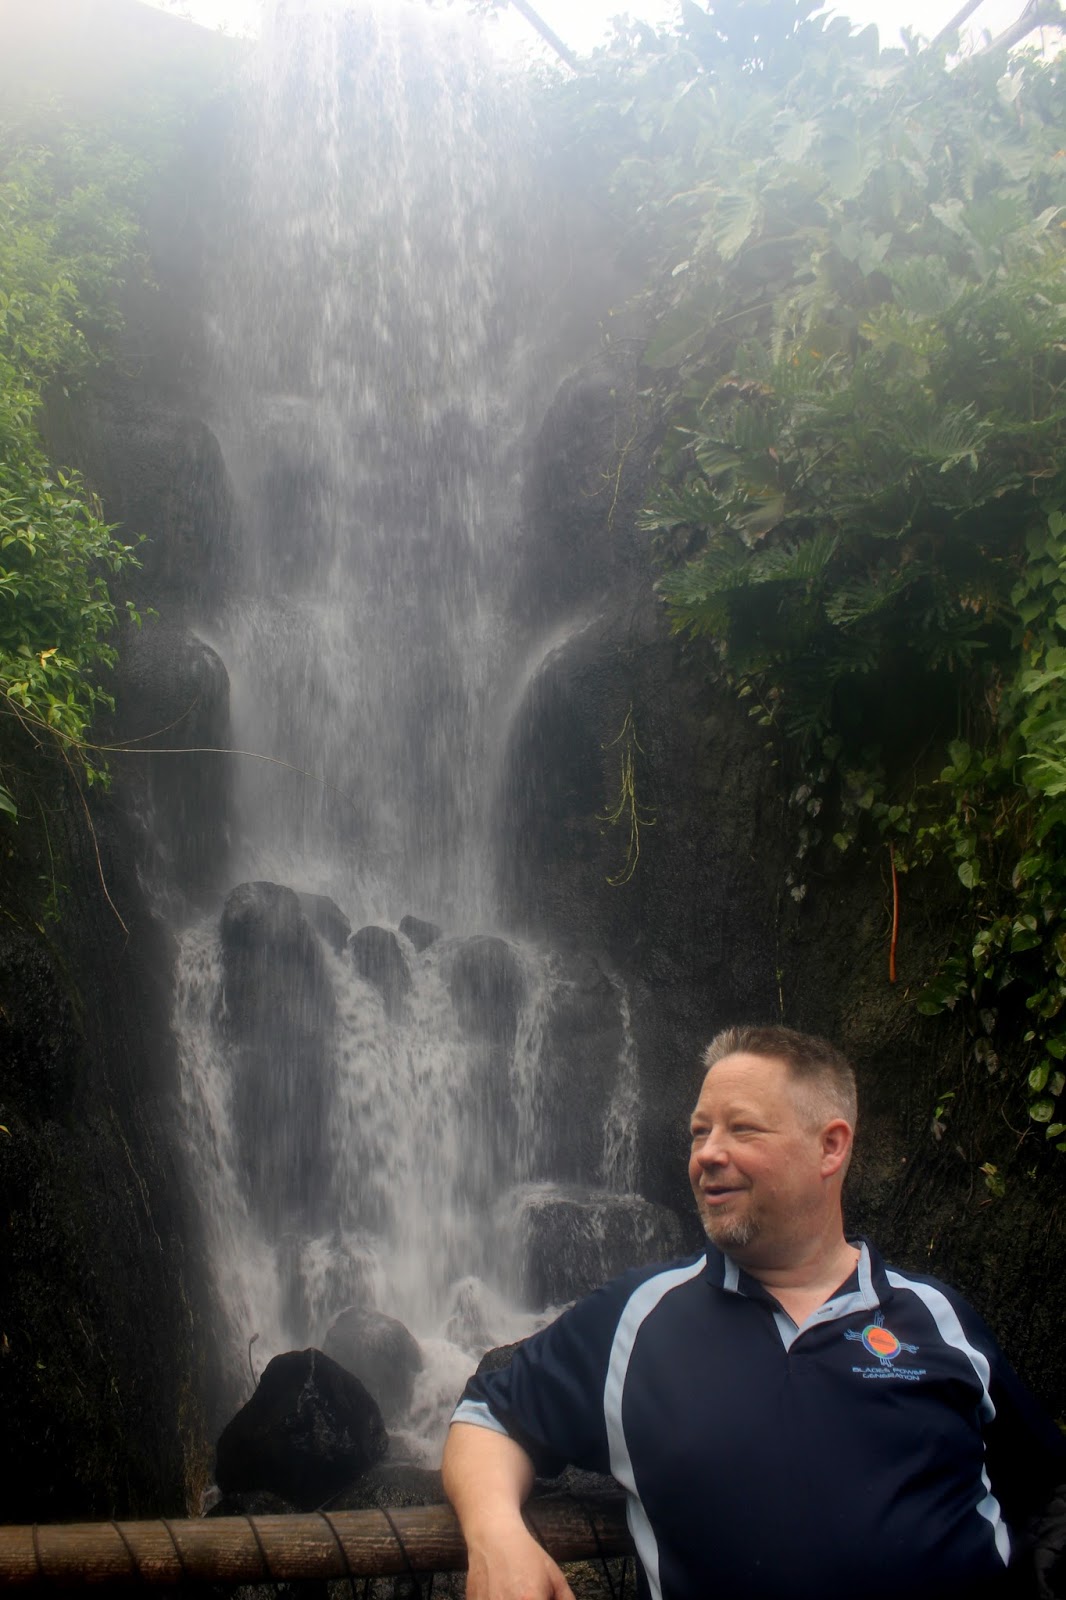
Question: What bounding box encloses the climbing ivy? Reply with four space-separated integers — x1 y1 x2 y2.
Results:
557 5 1066 1150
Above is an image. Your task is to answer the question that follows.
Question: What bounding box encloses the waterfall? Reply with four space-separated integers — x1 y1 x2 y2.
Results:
165 0 677 1464
205 0 545 927
601 980 641 1193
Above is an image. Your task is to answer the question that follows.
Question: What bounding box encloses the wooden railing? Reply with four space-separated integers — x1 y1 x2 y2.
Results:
0 1494 632 1590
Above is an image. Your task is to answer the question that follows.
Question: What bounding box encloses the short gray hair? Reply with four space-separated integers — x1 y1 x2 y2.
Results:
702 1024 858 1128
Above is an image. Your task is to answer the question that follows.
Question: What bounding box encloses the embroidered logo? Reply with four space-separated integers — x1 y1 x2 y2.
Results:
845 1313 923 1380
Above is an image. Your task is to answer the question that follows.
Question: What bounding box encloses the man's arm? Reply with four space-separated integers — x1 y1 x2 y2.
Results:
441 1422 575 1600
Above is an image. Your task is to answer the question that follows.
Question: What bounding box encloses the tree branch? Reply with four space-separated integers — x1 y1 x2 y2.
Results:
973 0 1065 54
506 0 580 70
931 0 986 47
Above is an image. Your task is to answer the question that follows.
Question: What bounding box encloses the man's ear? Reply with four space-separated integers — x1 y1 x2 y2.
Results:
820 1119 852 1178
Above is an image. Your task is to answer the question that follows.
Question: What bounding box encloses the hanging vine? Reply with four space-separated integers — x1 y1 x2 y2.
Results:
598 706 656 886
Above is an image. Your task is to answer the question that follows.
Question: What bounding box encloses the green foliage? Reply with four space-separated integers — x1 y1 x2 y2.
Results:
563 8 1066 1148
0 107 149 821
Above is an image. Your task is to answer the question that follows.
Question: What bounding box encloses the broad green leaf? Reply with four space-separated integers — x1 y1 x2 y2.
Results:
712 190 760 263
1029 1061 1050 1092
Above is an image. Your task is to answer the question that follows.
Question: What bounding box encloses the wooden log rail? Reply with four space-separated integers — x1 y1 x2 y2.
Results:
0 1495 633 1590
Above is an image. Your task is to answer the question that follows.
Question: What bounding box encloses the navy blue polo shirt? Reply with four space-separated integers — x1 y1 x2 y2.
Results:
453 1240 1066 1600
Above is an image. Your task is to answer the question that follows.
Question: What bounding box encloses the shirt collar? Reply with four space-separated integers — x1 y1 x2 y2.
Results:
704 1237 885 1320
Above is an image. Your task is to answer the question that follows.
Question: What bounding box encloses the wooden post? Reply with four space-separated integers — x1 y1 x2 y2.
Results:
0 1495 632 1590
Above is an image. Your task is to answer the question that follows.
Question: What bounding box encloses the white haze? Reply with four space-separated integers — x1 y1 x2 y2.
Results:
139 0 1038 58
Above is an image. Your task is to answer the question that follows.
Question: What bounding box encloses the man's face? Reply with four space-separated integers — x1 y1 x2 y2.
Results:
687 1052 838 1264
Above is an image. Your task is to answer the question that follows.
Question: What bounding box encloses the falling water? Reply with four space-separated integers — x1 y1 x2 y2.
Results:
169 0 678 1461
206 0 544 925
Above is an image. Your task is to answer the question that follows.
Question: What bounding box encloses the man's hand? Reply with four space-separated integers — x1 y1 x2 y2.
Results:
464 1522 576 1600
442 1421 576 1600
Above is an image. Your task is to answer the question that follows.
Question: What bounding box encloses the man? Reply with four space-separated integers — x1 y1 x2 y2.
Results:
442 1025 1066 1600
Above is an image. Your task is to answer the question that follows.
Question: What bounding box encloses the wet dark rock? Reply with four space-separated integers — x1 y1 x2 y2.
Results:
206 1487 297 1517
328 1462 443 1510
399 914 442 952
298 892 351 954
502 1184 683 1308
0 907 204 1521
324 1308 423 1423
54 393 237 615
541 952 625 1184
218 883 336 1234
221 881 310 962
349 926 411 1019
448 936 524 1044
110 623 232 896
216 1348 388 1510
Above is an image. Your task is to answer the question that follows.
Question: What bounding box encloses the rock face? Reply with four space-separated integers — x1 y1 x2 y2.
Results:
298 892 352 954
349 926 411 1019
57 392 238 616
447 936 524 1044
111 623 232 899
493 355 1066 1425
219 882 336 1234
324 1308 424 1423
502 1184 683 1307
399 914 441 953
540 952 627 1185
215 1348 388 1510
0 789 207 1522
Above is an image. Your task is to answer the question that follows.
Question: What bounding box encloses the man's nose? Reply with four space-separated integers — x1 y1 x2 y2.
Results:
694 1130 727 1166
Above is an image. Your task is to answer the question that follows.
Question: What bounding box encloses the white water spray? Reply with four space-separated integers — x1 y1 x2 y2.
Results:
169 0 675 1463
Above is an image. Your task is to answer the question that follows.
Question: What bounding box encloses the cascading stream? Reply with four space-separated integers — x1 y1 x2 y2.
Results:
168 0 677 1464
206 0 544 927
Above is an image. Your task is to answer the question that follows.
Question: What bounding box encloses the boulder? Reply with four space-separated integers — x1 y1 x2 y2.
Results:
205 1488 297 1518
111 623 232 896
298 893 352 955
218 883 336 1234
324 1308 423 1423
500 1183 683 1307
349 926 411 1020
278 1231 381 1345
220 882 333 1030
398 914 442 953
215 1349 388 1510
447 936 524 1044
328 1462 443 1511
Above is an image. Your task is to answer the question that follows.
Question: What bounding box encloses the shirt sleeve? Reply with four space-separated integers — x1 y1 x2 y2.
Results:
451 1270 645 1479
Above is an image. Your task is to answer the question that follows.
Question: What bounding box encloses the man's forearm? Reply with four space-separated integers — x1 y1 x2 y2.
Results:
442 1421 574 1600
